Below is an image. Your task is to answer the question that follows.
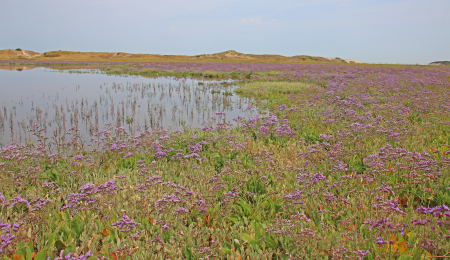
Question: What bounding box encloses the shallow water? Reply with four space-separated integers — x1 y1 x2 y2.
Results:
0 67 256 145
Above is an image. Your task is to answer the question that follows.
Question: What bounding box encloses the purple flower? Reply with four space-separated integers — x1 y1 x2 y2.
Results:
411 219 431 226
353 250 369 260
73 154 84 160
31 197 52 211
79 183 96 195
53 250 92 260
368 217 394 231
112 214 141 232
122 152 134 160
184 153 199 159
375 237 387 245
258 125 269 136
9 196 30 208
373 199 405 214
0 192 7 208
417 205 450 217
175 207 189 215
283 189 304 204
154 150 168 158
311 172 326 185
155 194 187 209
1 220 24 254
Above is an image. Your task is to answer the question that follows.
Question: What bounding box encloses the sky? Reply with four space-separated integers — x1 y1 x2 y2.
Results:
1 0 449 64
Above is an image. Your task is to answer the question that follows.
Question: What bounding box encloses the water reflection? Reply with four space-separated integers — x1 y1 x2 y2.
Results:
0 67 257 145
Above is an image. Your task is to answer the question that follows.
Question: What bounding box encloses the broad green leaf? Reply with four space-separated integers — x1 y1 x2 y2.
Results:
16 248 26 258
47 232 57 247
26 242 33 260
365 252 374 260
242 233 257 246
71 220 80 237
55 240 66 251
63 243 76 256
251 221 262 240
34 251 47 260
183 246 193 260
397 255 413 260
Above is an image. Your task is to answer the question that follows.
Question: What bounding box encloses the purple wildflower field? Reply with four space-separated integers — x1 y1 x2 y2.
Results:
1 60 450 259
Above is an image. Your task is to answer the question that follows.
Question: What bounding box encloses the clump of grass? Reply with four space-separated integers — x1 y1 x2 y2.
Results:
235 81 310 99
44 52 60 57
222 90 233 96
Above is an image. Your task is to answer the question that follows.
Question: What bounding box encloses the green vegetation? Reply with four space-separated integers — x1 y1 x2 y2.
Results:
235 81 310 100
44 52 61 57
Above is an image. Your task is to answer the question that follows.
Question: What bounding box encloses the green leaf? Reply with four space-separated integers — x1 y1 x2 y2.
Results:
408 232 416 244
34 251 47 260
251 221 262 240
71 220 80 237
229 215 239 223
182 246 193 260
63 243 76 256
75 215 83 226
16 242 25 254
47 232 57 247
163 231 171 243
242 233 258 246
64 210 71 221
397 254 414 260
26 242 33 260
264 235 276 248
364 252 374 260
16 248 26 258
413 248 422 259
55 240 67 251
110 229 117 244
220 242 231 255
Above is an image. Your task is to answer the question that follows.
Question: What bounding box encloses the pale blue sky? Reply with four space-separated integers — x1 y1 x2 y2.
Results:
1 0 449 64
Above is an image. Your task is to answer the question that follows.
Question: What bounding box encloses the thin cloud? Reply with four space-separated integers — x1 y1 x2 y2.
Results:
240 18 279 24
241 18 262 23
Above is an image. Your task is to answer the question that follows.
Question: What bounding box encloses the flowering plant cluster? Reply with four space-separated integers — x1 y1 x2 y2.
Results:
0 61 449 259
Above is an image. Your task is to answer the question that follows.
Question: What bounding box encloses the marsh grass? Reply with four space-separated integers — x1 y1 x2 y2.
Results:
235 81 310 99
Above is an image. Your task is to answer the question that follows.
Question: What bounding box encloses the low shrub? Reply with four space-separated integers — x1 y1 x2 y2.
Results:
44 52 60 57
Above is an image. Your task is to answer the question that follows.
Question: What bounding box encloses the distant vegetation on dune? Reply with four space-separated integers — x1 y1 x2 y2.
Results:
0 49 356 64
429 61 450 66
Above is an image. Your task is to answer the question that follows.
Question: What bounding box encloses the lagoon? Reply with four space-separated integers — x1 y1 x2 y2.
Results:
0 67 257 145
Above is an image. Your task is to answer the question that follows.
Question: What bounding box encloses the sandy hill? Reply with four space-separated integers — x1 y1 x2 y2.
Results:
428 61 450 66
0 49 361 64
